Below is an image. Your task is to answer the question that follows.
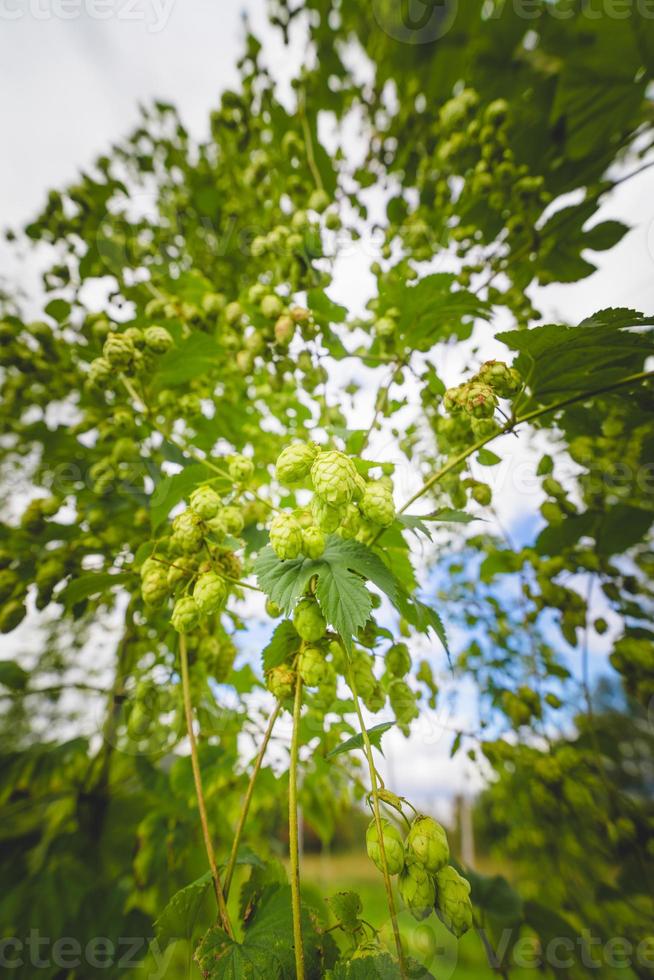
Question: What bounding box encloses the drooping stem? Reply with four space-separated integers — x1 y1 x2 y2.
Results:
347 662 407 978
289 674 306 980
179 634 233 937
223 702 281 901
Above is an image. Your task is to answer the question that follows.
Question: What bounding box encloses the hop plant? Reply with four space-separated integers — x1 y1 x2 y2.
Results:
144 326 174 354
103 332 134 370
266 598 282 618
398 863 436 921
462 382 497 419
310 451 360 507
477 360 521 397
199 634 236 682
293 598 326 642
389 679 419 729
359 481 395 527
302 525 326 559
337 504 361 540
269 513 303 560
87 356 112 389
311 496 343 533
386 643 411 678
141 567 169 608
218 505 245 536
405 816 450 873
261 294 284 319
275 442 320 484
189 485 222 521
434 866 473 938
172 510 204 554
0 599 26 634
366 818 405 875
171 596 200 633
298 645 329 687
267 664 295 701
274 315 295 346
228 454 254 483
193 572 227 614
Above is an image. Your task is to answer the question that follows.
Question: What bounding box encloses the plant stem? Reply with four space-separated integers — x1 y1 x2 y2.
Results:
223 703 281 900
347 664 407 978
179 634 233 937
399 369 654 514
289 674 306 980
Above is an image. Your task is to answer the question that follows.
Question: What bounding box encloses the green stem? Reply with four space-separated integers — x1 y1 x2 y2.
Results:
179 634 233 938
289 673 306 980
399 369 654 515
298 92 324 193
347 663 407 978
223 703 281 900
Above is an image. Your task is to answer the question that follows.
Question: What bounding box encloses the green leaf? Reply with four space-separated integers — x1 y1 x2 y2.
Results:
44 298 71 323
466 869 523 925
323 537 399 605
155 332 222 388
326 722 394 760
0 661 29 691
315 561 372 653
153 872 212 949
477 448 501 466
261 621 300 672
327 891 363 933
253 547 317 614
59 571 132 608
333 953 403 979
380 273 488 352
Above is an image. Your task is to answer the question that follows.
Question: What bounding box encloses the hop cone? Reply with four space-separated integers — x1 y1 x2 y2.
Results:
228 454 254 483
360 481 395 527
298 645 329 687
267 665 295 701
190 485 222 521
293 598 326 642
366 818 405 875
141 568 169 608
193 572 227 614
199 635 236 682
477 360 521 397
302 525 326 559
389 679 419 727
87 357 112 389
275 442 319 484
171 596 200 633
310 451 359 507
398 863 436 920
336 503 361 540
434 866 473 938
218 505 245 536
406 816 450 873
462 382 497 419
386 643 411 678
103 332 134 370
172 510 204 554
144 326 173 354
269 513 303 560
311 495 343 533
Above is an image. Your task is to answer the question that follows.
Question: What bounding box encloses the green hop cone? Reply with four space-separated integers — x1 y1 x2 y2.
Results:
293 598 326 642
477 360 521 398
269 513 303 560
199 634 236 682
141 568 169 608
103 331 134 370
189 485 222 521
406 816 450 873
359 481 395 527
349 651 377 700
302 525 326 559
462 382 497 419
434 866 473 938
87 356 112 389
298 645 329 687
261 294 284 319
366 818 405 876
398 863 436 921
386 643 411 678
193 572 227 614
389 679 419 728
266 599 282 618
274 314 295 346
144 325 174 354
275 442 320 484
311 495 343 533
443 385 467 413
267 664 295 701
228 454 254 483
0 599 26 634
310 451 359 507
218 505 245 536
167 560 193 589
336 503 362 540
171 510 204 554
171 596 200 633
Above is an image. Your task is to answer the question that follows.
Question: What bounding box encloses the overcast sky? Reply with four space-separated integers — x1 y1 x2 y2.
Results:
1 2 653 811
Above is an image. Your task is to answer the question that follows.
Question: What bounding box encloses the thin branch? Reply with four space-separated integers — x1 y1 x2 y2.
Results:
289 673 306 979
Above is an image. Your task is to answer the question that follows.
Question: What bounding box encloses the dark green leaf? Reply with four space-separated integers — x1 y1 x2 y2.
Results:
326 722 394 760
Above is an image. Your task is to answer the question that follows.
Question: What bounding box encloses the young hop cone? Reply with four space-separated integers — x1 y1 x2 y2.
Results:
228 454 255 483
302 525 326 559
366 818 405 876
311 496 343 533
267 665 296 701
477 360 521 398
434 866 473 938
405 816 450 873
275 442 320 485
398 862 437 921
190 485 222 521
359 481 395 527
293 598 326 642
172 510 204 554
310 450 360 507
269 513 303 560
171 596 200 633
298 645 330 687
193 572 227 615
144 325 173 354
141 567 169 608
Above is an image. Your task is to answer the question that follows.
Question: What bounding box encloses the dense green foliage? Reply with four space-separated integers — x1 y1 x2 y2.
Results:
1 2 653 977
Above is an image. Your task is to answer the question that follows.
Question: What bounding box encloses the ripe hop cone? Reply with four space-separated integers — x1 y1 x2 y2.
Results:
434 866 473 938
405 816 450 873
366 818 405 875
